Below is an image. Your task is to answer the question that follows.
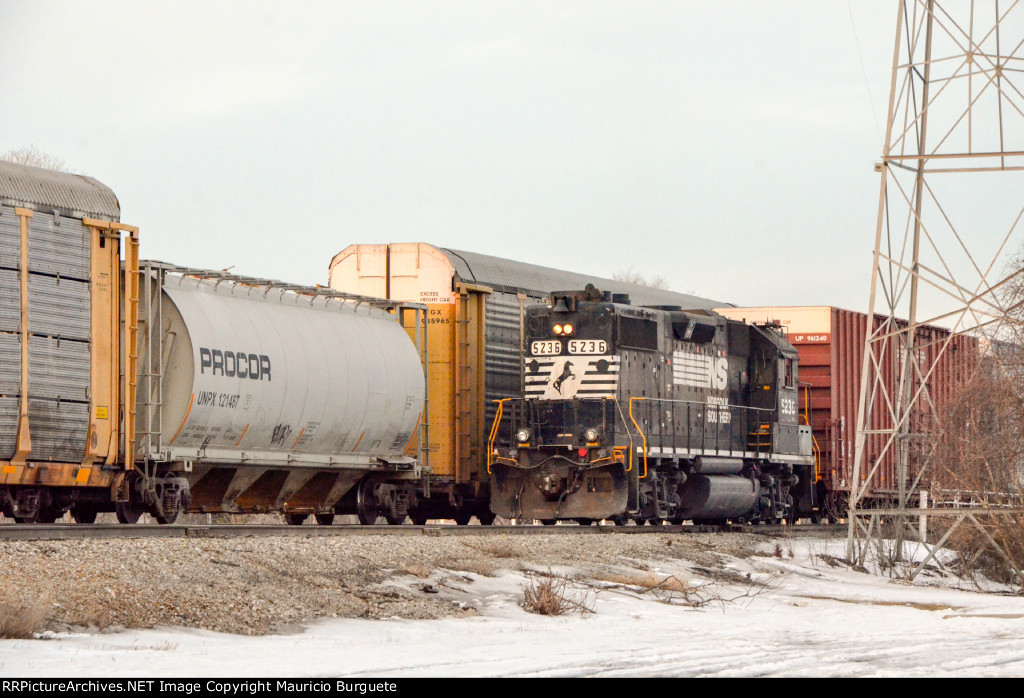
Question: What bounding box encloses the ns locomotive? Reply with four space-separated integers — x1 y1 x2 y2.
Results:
487 286 816 525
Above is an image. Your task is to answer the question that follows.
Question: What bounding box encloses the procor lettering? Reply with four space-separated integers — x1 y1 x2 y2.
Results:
199 348 271 381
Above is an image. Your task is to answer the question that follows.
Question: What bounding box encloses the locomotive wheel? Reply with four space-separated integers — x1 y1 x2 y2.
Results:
633 518 646 526
385 515 407 525
453 512 472 526
314 513 335 526
115 501 144 525
410 513 428 525
477 510 497 526
611 516 628 526
71 506 98 524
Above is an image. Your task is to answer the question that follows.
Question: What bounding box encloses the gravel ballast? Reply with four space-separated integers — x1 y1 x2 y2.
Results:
0 531 776 635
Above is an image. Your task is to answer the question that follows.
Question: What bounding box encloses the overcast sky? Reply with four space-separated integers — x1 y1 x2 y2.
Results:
0 1 899 310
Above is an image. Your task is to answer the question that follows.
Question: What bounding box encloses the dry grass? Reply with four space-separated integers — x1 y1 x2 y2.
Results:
465 540 523 559
522 570 593 616
0 598 48 639
395 563 433 579
438 556 508 577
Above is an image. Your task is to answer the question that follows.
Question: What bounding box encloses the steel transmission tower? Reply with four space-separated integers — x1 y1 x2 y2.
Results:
847 0 1024 581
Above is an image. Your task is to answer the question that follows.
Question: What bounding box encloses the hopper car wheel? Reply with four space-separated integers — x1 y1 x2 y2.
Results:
155 507 180 525
477 510 496 526
115 501 144 525
410 514 428 525
71 506 98 524
356 480 380 525
286 513 308 526
576 518 594 526
385 515 407 525
540 519 555 526
314 514 335 526
453 513 472 526
611 516 628 526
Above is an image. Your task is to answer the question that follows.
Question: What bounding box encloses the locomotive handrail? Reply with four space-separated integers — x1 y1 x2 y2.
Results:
486 398 513 474
625 397 778 462
798 382 822 482
627 397 649 479
798 412 822 483
486 396 636 474
608 397 635 474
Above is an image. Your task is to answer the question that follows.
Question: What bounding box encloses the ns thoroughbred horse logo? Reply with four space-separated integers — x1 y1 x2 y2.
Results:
552 361 576 393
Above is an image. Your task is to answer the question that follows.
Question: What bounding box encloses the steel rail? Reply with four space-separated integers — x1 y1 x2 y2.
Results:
0 522 820 542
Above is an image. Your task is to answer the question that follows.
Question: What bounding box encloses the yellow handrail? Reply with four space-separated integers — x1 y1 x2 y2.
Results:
797 387 822 483
486 398 510 474
627 397 648 479
811 434 821 483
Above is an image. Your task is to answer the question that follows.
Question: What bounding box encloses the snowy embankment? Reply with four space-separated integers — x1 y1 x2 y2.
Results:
2 534 1023 677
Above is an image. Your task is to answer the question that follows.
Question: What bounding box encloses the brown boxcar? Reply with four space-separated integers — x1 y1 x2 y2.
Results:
714 306 976 519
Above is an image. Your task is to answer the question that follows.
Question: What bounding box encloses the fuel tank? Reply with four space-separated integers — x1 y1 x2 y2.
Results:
677 474 760 521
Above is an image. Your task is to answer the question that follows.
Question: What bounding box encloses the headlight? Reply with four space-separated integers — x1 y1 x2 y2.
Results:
553 324 563 335
562 323 574 335
584 428 598 442
516 428 531 443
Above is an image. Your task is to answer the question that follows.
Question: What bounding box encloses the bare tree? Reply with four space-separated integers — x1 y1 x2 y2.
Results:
612 266 670 290
1 146 71 172
927 249 1024 586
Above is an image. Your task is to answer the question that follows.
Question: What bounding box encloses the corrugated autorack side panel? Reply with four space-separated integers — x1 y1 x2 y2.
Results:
0 159 134 524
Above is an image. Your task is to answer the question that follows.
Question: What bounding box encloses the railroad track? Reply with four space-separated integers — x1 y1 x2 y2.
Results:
0 522 819 541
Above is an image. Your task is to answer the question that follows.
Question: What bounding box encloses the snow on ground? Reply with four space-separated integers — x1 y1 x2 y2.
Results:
2 536 1023 678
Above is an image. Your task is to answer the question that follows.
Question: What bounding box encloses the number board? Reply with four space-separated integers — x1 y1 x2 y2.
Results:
568 339 607 354
531 340 562 356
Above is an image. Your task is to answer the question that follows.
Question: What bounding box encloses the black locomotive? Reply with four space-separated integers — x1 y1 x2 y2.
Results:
488 285 816 525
